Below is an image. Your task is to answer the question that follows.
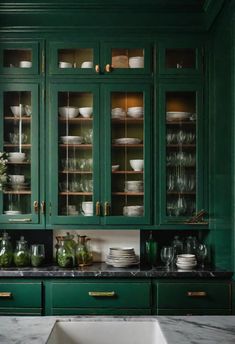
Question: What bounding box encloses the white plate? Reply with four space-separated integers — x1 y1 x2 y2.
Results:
166 112 191 121
114 138 142 144
4 210 22 215
176 263 197 270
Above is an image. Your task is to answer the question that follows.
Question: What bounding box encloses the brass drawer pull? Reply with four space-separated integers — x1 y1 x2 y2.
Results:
9 218 32 223
0 292 12 298
187 291 207 297
88 291 115 297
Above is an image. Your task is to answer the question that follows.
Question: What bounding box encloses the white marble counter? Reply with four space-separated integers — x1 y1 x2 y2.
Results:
0 316 235 344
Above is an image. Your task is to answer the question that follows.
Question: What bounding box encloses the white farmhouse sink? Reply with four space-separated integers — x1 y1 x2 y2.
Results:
46 319 167 344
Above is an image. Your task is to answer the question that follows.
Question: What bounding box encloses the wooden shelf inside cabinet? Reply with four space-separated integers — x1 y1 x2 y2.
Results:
112 170 144 174
4 144 31 149
59 117 93 123
112 192 144 196
166 144 196 148
4 116 31 122
7 161 30 165
59 192 92 196
3 190 31 195
112 144 143 148
60 170 92 174
112 118 144 124
59 144 92 149
166 121 196 126
167 191 196 195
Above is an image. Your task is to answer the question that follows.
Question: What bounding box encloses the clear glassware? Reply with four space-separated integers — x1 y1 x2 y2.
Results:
0 232 13 267
30 244 45 267
160 246 174 268
57 239 75 268
171 235 183 258
197 244 207 268
14 236 30 267
75 235 93 267
145 231 158 267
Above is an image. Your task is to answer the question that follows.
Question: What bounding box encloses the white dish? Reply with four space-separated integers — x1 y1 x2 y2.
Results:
9 175 25 184
130 159 144 171
177 254 196 259
60 136 83 144
59 107 79 118
8 152 25 163
4 210 22 215
166 111 191 121
79 107 93 118
112 165 120 171
176 262 197 270
10 105 25 117
114 138 142 145
19 61 32 68
127 111 143 118
59 61 73 68
123 205 144 216
129 56 144 68
81 61 93 68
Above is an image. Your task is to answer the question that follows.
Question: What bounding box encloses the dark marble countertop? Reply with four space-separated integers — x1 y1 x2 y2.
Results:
0 263 232 279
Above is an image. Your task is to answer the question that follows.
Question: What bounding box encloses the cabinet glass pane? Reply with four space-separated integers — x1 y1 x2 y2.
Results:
58 92 94 216
111 92 144 217
111 49 144 69
165 49 196 69
166 92 196 218
3 91 32 214
58 49 93 69
3 49 32 68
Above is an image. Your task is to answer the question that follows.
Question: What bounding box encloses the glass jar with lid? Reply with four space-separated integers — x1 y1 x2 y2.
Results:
75 235 93 267
14 236 30 267
0 232 13 267
57 239 75 268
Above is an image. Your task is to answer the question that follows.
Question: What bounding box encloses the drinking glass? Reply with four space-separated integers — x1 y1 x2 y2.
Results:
197 244 207 268
160 246 174 268
30 244 45 267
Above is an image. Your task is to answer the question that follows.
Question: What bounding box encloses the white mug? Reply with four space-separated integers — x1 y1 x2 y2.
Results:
82 201 93 215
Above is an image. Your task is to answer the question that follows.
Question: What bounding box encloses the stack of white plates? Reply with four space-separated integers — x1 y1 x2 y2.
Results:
111 107 126 119
127 106 144 118
4 210 22 215
176 254 197 270
129 56 144 68
124 180 143 192
106 247 139 267
113 138 142 144
60 136 83 144
166 111 191 122
123 205 144 217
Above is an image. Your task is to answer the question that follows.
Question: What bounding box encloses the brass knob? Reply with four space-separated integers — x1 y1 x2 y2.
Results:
96 201 101 216
33 201 39 214
105 64 112 73
95 65 100 73
104 202 110 216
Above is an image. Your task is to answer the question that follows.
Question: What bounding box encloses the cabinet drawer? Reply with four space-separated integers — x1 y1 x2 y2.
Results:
0 282 42 308
50 282 151 309
156 282 231 309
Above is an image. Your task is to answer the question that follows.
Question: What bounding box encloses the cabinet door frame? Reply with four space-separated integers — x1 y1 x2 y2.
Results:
102 83 152 225
48 82 101 225
0 82 40 226
158 81 205 224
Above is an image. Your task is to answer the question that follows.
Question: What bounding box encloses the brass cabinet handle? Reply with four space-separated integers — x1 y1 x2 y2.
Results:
95 65 100 73
96 201 101 216
41 201 46 214
105 64 112 73
8 218 32 223
0 292 12 298
104 202 110 216
187 291 207 297
88 291 115 297
33 201 39 213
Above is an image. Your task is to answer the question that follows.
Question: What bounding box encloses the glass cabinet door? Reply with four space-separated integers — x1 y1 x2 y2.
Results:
0 42 40 75
0 84 40 224
49 84 100 225
160 84 204 223
103 42 151 75
103 84 151 225
49 42 99 75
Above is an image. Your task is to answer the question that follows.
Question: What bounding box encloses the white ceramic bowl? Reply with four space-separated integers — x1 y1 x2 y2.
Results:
8 152 25 163
124 180 143 192
81 61 93 68
10 106 25 117
9 174 25 184
60 136 83 144
130 159 144 171
112 165 120 171
123 205 144 216
59 107 79 119
59 61 73 68
129 56 144 68
19 61 32 68
79 107 93 118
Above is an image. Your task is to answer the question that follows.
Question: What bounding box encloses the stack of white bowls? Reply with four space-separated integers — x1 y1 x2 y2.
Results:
129 56 144 68
176 254 197 270
124 180 143 192
111 107 126 119
106 247 139 267
127 106 143 118
123 205 144 217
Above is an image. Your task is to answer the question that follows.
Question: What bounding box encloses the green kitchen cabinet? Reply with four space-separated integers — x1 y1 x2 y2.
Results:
48 82 152 226
0 280 42 315
0 82 44 228
44 279 151 315
152 280 231 315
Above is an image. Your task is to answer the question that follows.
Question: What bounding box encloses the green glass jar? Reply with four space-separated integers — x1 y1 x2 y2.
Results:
57 239 74 268
14 236 30 267
30 244 45 267
0 232 13 267
145 231 158 267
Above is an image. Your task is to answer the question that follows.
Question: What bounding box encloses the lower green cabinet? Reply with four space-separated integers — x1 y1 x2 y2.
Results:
0 280 42 315
153 280 231 315
45 279 151 315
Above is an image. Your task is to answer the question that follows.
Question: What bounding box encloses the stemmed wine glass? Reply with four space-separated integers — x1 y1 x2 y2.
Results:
160 246 174 269
197 244 207 268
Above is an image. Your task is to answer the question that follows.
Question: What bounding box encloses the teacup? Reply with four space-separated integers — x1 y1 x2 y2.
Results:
82 201 93 215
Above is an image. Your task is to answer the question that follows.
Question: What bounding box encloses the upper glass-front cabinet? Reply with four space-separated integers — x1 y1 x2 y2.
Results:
0 84 40 224
0 42 40 75
160 84 204 224
158 42 203 75
49 42 151 75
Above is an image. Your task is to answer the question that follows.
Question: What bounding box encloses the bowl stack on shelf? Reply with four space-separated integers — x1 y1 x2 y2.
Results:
176 254 197 270
127 106 143 118
105 247 139 267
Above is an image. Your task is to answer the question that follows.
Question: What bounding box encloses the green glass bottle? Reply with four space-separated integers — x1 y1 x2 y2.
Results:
145 231 158 267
